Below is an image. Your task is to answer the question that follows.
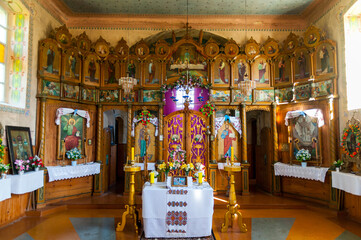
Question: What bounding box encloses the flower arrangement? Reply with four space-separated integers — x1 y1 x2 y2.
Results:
158 162 172 175
14 159 30 172
181 163 194 176
199 101 216 117
341 124 361 157
295 149 311 162
30 155 44 169
0 138 4 161
170 145 186 166
160 74 211 94
149 170 159 178
333 159 344 168
138 110 152 126
0 163 10 173
66 147 82 160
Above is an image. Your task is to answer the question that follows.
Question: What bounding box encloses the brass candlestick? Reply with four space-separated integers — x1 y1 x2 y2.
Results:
221 159 247 233
116 164 141 233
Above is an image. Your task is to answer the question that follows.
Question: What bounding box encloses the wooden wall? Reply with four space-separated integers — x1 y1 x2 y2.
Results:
344 192 361 223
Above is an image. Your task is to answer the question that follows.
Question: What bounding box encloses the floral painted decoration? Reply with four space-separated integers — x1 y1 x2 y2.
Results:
341 124 361 157
138 110 152 126
14 159 30 171
295 149 311 162
66 147 82 160
199 101 216 117
30 155 44 168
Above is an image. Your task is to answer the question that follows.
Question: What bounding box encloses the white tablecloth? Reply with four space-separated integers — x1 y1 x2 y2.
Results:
0 178 11 201
142 182 214 238
217 162 240 170
46 162 101 182
7 170 44 194
134 162 155 171
332 171 361 196
274 162 329 182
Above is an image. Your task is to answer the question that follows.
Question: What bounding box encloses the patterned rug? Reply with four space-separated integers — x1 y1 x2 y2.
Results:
139 230 216 240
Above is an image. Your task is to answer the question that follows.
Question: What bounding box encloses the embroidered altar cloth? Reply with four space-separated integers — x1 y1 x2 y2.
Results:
332 171 361 196
142 182 213 238
7 170 44 194
47 162 100 182
274 162 328 182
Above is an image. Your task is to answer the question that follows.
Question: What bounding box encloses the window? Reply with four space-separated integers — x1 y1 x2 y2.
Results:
345 1 361 110
0 5 7 103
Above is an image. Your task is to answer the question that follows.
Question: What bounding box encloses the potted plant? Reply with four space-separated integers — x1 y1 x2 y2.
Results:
66 147 82 166
30 155 44 171
14 159 30 175
295 149 311 167
0 162 10 179
333 159 344 172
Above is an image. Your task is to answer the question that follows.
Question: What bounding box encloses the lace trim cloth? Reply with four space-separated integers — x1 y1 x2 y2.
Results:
55 108 91 128
285 109 324 127
46 163 101 182
215 116 242 137
274 162 329 182
131 117 159 137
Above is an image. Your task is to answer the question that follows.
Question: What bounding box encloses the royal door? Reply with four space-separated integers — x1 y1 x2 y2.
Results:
164 110 208 167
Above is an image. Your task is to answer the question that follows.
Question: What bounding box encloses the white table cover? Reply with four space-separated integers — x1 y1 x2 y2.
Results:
46 162 101 182
142 182 214 238
0 178 11 201
332 171 361 196
217 162 240 170
274 162 329 182
7 170 44 194
134 162 155 171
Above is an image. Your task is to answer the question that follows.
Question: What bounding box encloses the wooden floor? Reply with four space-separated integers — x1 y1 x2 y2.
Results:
1 187 361 240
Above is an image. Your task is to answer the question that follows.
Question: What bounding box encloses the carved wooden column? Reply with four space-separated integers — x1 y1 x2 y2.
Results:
329 98 336 164
94 104 103 195
127 104 133 161
240 103 249 195
38 97 47 160
211 109 216 163
158 103 164 162
271 103 281 194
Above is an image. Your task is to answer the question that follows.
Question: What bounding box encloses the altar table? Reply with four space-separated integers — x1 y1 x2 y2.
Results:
142 182 214 238
332 171 361 196
7 170 44 194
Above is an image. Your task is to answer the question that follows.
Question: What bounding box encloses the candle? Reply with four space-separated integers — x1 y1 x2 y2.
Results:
150 172 154 184
132 147 134 161
198 172 203 184
231 147 234 163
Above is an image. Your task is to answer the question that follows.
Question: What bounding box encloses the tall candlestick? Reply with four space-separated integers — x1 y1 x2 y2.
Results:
198 172 203 184
231 147 234 164
132 147 134 161
150 172 154 184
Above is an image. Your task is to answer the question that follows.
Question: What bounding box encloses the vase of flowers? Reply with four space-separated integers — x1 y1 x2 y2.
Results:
0 162 10 179
295 149 311 167
29 155 44 171
157 162 172 179
66 147 82 166
333 159 344 172
181 163 194 176
14 159 30 175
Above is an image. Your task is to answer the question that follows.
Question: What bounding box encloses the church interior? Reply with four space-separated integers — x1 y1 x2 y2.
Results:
1 0 361 239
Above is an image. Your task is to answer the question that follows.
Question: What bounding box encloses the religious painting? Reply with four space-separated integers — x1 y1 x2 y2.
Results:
83 53 100 86
315 42 336 78
341 117 361 166
155 40 170 58
171 176 187 187
232 55 250 85
39 39 61 79
99 89 119 102
283 32 299 54
311 79 333 98
294 48 311 81
42 80 60 97
57 114 85 159
294 83 311 101
224 39 239 58
76 32 91 55
232 90 252 102
253 88 275 103
126 57 141 85
245 37 260 59
291 115 320 161
275 87 293 103
144 58 161 85
5 126 34 174
62 47 81 83
135 122 155 162
213 57 230 86
274 54 291 85
55 25 72 48
217 121 239 162
251 55 270 86
263 37 279 58
102 55 120 86
81 87 97 102
135 40 149 58
204 41 219 58
143 90 161 102
123 90 138 102
94 36 110 58
115 38 129 59
63 84 79 100
304 25 321 48
210 90 230 102
166 43 208 82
